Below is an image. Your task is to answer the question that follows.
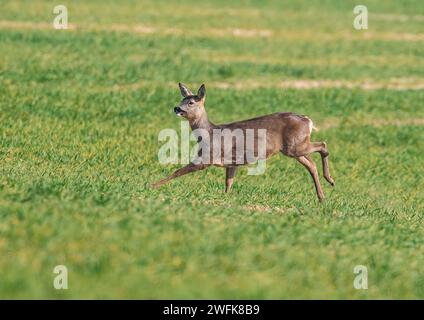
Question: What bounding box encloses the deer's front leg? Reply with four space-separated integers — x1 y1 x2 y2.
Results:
151 163 209 188
225 167 237 192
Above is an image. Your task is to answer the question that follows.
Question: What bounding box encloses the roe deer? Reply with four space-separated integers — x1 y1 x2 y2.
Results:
152 83 334 202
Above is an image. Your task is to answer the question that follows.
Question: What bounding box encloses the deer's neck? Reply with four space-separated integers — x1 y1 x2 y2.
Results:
190 112 215 132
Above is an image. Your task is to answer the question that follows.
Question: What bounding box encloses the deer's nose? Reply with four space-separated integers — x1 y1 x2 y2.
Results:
174 107 182 113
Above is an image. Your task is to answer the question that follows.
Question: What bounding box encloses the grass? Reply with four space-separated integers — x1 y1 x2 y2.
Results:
0 0 423 299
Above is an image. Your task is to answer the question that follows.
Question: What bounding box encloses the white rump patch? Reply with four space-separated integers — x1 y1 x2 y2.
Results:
305 117 318 133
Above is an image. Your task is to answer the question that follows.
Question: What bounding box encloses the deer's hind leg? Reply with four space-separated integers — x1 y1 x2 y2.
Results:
304 142 334 187
296 155 325 202
284 140 334 187
316 142 334 186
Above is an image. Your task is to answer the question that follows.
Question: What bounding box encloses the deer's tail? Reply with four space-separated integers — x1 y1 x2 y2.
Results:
305 116 319 133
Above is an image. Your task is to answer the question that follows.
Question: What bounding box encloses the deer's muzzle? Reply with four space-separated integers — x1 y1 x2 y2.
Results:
174 107 185 116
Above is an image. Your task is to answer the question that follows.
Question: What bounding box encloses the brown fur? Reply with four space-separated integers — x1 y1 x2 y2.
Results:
152 83 334 202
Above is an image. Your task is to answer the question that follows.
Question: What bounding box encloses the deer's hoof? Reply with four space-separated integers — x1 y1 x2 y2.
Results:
325 176 335 187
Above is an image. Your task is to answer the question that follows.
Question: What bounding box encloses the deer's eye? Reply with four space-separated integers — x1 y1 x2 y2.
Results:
188 101 194 105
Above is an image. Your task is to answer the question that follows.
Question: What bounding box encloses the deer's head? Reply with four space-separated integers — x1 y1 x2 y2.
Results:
174 83 206 122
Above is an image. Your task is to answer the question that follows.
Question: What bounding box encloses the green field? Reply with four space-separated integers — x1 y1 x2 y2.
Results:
0 0 423 299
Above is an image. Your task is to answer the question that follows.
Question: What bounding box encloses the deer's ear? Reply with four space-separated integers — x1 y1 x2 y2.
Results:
197 84 206 101
179 82 193 97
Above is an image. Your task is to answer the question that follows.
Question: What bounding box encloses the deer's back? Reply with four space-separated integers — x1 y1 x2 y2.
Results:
206 112 313 166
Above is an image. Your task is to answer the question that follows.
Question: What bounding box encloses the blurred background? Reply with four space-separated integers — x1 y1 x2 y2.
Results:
0 0 423 299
